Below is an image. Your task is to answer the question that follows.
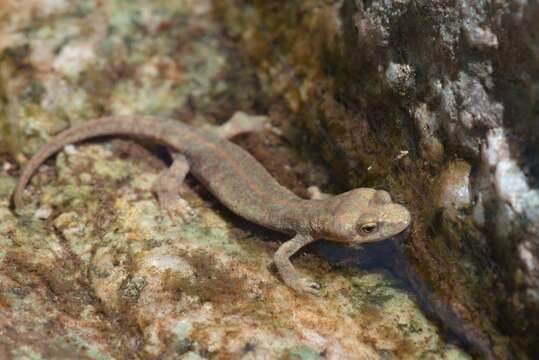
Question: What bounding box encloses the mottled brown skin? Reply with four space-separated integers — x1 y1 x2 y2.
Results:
13 115 411 294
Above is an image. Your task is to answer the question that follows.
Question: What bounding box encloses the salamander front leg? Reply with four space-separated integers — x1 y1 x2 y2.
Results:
274 234 320 295
151 153 195 223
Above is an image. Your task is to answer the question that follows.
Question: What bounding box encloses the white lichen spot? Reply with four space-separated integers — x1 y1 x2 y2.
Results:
518 242 536 273
464 25 498 49
495 161 529 213
460 0 498 49
2 162 13 171
52 41 96 78
171 321 193 341
35 205 53 220
64 144 77 155
484 128 508 167
140 247 194 277
485 128 536 215
396 150 409 160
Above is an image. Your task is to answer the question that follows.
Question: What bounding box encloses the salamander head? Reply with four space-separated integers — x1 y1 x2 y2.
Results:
316 188 411 245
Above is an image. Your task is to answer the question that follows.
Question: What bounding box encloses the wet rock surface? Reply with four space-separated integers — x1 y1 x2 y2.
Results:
215 0 539 358
0 0 471 359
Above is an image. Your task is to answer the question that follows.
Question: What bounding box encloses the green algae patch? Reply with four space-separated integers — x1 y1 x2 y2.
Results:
283 345 323 360
91 152 134 181
0 172 15 200
171 321 193 341
11 346 47 360
349 272 399 307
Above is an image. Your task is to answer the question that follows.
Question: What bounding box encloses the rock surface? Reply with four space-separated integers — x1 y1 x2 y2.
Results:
0 0 470 359
215 0 539 358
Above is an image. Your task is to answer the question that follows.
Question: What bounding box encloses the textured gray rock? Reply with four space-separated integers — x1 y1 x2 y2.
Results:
346 1 539 355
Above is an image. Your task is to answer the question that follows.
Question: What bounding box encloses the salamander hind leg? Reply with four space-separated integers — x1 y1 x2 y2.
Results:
274 234 320 295
307 186 332 200
151 153 195 223
209 111 269 140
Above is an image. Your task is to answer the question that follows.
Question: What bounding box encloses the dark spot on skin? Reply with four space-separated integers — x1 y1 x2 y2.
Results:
243 342 255 353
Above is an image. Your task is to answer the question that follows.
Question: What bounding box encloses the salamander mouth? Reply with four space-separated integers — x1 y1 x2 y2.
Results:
350 223 411 248
393 221 411 237
397 225 411 239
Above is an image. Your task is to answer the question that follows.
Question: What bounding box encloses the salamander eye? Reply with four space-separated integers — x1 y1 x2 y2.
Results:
360 222 378 234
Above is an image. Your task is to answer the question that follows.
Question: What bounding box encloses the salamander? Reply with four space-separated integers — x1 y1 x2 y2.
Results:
13 114 411 294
